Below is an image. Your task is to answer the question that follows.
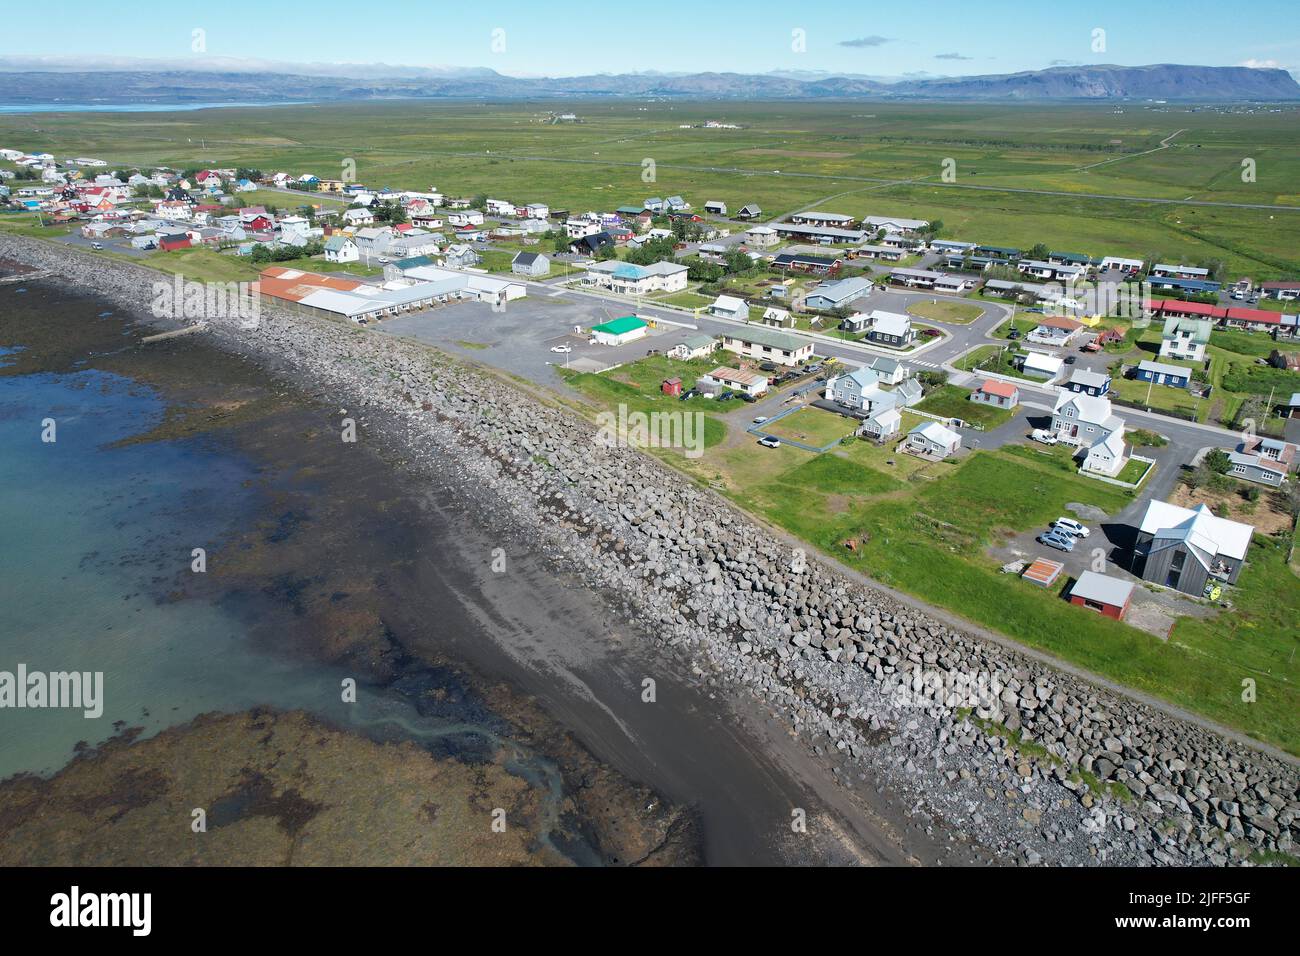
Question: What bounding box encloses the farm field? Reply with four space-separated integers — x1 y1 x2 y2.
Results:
4 100 1300 277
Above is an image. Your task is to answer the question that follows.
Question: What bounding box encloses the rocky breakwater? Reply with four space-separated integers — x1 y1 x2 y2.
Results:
3 233 1296 867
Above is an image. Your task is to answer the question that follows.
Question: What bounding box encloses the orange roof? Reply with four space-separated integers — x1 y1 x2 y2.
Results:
1038 314 1084 331
978 379 1018 399
1023 557 1065 587
255 267 365 302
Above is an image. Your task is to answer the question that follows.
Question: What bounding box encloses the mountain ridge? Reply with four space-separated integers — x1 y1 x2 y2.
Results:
0 63 1296 104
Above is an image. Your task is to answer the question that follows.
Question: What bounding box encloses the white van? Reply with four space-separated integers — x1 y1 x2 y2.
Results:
1031 428 1058 445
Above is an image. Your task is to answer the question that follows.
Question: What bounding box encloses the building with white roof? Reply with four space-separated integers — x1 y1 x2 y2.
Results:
1133 501 1253 594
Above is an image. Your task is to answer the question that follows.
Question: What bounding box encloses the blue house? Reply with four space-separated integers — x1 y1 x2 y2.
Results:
1135 359 1192 389
1147 276 1222 299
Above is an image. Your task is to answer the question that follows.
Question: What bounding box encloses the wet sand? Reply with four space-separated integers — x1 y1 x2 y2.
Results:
0 274 957 866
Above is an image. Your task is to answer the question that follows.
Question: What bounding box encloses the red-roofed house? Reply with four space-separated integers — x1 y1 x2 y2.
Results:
1223 307 1283 332
1149 298 1227 321
159 235 192 252
971 379 1020 409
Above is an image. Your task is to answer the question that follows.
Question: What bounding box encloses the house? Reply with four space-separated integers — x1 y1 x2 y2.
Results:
1081 429 1128 477
1065 368 1110 397
342 207 374 228
743 225 779 249
665 196 689 211
790 210 855 228
1223 306 1284 334
1069 571 1135 621
1135 360 1192 389
447 210 485 227
770 253 841 277
719 327 813 367
888 267 943 289
1133 501 1253 594
569 232 617 257
867 311 916 348
825 366 882 411
773 223 867 245
1149 298 1227 323
862 215 928 235
1048 251 1095 269
510 251 550 277
701 366 769 398
669 334 717 361
1017 259 1086 284
1151 263 1210 281
760 307 793 328
158 235 192 252
972 379 1019 408
804 277 874 311
583 259 688 295
934 274 978 294
894 379 924 408
324 235 359 263
703 201 727 215
590 315 649 346
903 421 961 460
860 406 902 441
852 244 906 263
1228 437 1297 486
441 244 479 269
1260 281 1300 302
736 204 762 220
707 295 749 321
1099 256 1143 274
1020 351 1064 381
867 356 907 385
1051 392 1123 448
1148 275 1222 298
485 198 515 217
1027 315 1085 346
1094 326 1127 347
1158 316 1212 362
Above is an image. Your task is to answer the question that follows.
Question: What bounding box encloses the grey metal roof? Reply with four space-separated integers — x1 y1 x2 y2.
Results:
1070 571 1134 608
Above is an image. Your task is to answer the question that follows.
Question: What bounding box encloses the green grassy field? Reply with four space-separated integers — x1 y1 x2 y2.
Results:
551 350 1300 751
914 383 1015 428
4 100 1300 277
906 299 983 324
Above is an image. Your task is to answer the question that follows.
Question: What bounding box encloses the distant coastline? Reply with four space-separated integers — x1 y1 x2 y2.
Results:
0 101 313 114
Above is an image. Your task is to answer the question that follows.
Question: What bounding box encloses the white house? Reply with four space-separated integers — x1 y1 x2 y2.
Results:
904 421 961 459
825 366 883 411
583 260 688 295
1051 392 1125 449
591 315 649 346
670 333 717 361
510 251 550 277
860 406 902 441
707 295 749 321
867 311 916 348
744 225 779 249
1021 350 1064 381
867 356 908 385
1159 317 1212 363
448 210 485 227
324 235 359 263
1082 429 1128 477
719 327 813 367
701 366 768 398
343 207 374 228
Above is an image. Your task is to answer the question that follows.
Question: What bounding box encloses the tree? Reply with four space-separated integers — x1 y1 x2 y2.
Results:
1204 448 1232 474
1026 243 1050 260
470 194 488 211
723 248 754 275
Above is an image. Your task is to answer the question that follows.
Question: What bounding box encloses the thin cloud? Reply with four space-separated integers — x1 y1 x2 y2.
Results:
839 36 894 48
1238 58 1281 69
934 53 973 61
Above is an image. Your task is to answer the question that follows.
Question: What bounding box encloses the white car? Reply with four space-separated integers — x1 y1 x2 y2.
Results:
758 435 781 448
1031 428 1059 445
550 345 572 354
1053 518 1091 538
752 416 768 425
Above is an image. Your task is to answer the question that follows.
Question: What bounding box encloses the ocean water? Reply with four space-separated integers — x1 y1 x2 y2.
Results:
0 102 313 114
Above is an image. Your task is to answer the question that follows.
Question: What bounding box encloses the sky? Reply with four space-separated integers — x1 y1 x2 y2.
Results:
3 0 1298 78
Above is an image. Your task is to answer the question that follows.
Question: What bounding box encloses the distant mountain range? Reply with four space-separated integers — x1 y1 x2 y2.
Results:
1 63 1297 105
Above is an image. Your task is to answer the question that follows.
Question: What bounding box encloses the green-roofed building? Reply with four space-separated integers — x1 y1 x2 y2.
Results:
591 315 649 346
719 325 814 367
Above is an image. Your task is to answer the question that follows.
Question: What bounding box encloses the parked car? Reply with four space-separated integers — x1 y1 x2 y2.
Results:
740 393 758 403
759 361 777 372
550 345 572 354
1038 531 1075 553
1063 355 1076 364
679 388 700 401
1031 428 1058 445
752 416 769 425
1008 329 1022 339
1053 518 1091 538
90 242 103 250
758 435 781 448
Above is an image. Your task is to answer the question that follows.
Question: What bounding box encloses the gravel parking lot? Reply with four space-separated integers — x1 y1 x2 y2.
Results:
378 293 702 385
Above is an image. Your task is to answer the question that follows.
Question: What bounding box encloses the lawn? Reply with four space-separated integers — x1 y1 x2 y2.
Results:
764 406 856 447
914 384 1014 428
907 299 983 325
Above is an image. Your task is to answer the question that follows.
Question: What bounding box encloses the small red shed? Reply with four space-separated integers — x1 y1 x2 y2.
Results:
1069 571 1134 621
661 377 682 397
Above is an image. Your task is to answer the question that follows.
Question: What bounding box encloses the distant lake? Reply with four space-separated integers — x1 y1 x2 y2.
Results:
0 101 312 114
